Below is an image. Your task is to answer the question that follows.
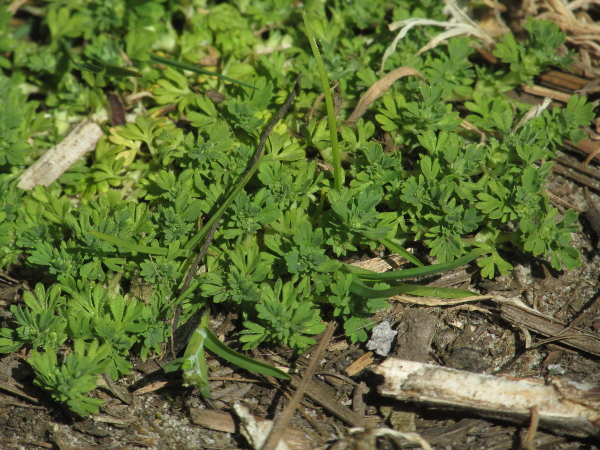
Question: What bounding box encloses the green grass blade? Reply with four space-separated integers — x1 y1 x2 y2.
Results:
72 60 143 77
347 249 483 282
303 11 344 191
149 54 257 90
183 156 263 251
61 40 143 78
72 60 105 73
349 275 475 299
380 238 424 267
204 328 291 380
176 279 200 302
102 63 143 78
89 230 188 257
166 312 290 385
163 318 211 397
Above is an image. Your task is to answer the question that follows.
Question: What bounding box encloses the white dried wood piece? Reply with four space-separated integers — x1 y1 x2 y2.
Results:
375 358 600 438
349 427 432 450
233 403 296 450
18 119 103 190
191 408 311 449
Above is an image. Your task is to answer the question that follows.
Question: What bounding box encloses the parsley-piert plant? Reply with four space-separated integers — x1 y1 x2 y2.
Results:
0 1 591 415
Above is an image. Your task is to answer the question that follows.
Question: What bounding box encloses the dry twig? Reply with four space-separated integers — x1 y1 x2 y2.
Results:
260 321 336 450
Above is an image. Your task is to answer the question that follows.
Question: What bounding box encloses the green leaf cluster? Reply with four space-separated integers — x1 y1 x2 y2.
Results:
0 0 589 415
494 17 574 86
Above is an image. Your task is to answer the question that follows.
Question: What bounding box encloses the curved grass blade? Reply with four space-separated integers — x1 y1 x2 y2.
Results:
165 314 291 397
349 275 475 299
183 157 261 252
204 327 291 381
163 324 211 397
62 38 142 77
149 54 257 90
347 249 483 282
103 63 143 77
73 60 143 77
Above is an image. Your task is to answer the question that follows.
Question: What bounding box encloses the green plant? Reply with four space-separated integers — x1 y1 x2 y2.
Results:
239 278 327 350
29 340 112 417
0 1 590 416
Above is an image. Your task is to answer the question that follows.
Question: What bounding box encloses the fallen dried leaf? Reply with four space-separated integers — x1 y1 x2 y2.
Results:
345 67 424 126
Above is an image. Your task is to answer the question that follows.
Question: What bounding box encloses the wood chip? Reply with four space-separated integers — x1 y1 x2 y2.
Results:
520 84 572 103
345 351 374 377
190 408 236 433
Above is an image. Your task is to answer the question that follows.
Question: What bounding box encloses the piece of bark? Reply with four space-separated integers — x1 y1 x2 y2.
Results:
584 187 600 237
18 119 103 190
555 152 600 182
552 162 600 192
108 93 126 126
393 308 439 362
375 358 600 438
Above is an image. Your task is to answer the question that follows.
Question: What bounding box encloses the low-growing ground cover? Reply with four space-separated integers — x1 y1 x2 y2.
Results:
0 1 599 448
